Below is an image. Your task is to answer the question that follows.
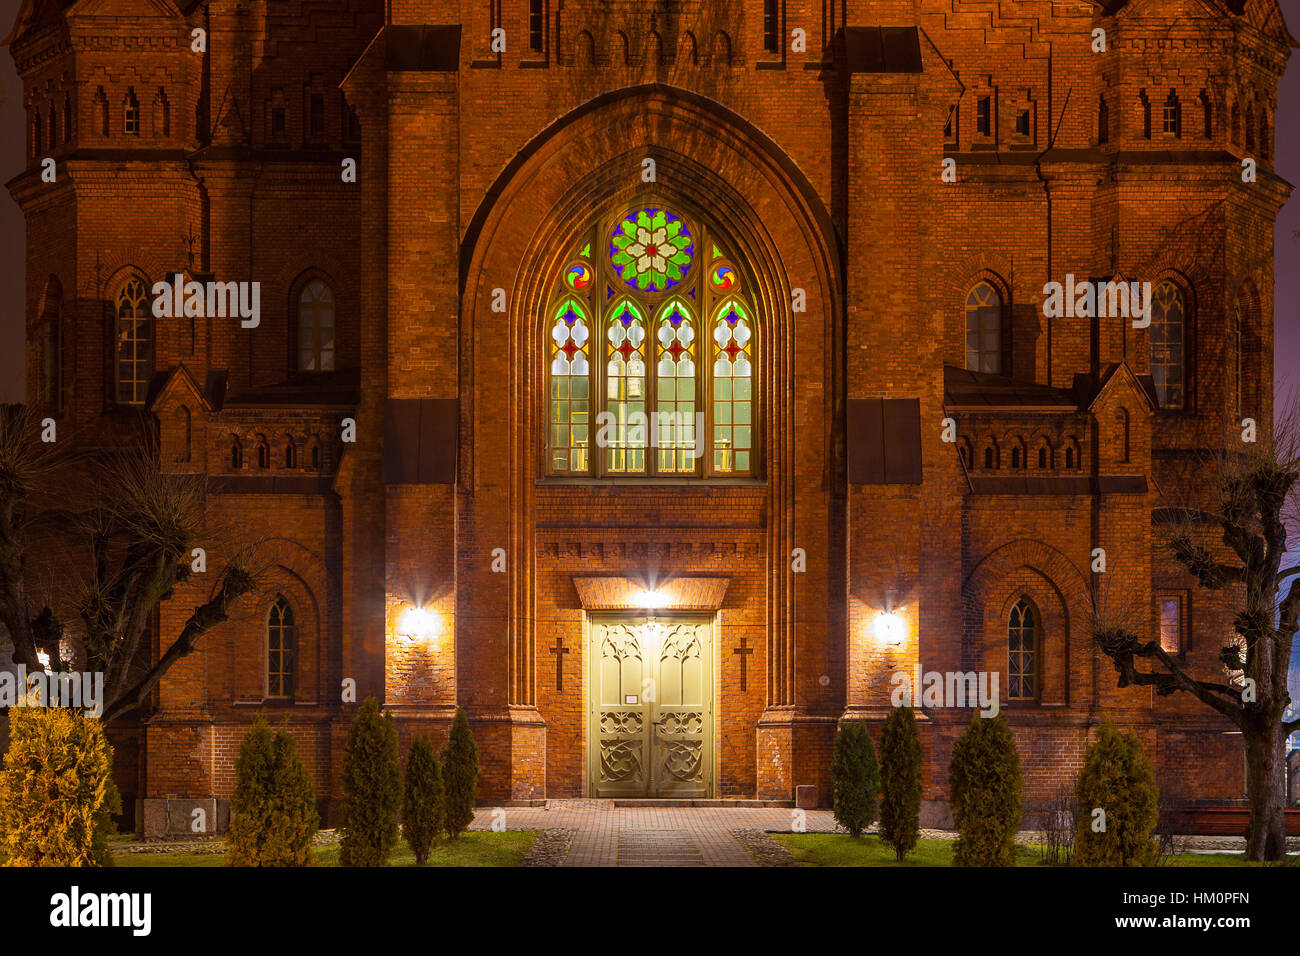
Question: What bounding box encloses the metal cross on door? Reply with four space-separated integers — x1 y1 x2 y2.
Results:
588 616 713 798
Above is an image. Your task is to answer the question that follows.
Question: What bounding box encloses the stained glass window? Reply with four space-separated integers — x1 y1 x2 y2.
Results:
1150 280 1185 409
655 300 697 472
550 298 591 472
605 299 647 473
712 299 753 474
1008 597 1038 700
545 205 756 478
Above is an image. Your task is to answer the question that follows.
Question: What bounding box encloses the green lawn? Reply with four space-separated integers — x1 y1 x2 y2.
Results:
771 833 1288 867
112 831 539 868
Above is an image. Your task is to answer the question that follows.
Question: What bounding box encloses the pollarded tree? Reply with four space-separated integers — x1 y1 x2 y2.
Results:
949 715 1022 867
340 697 401 865
878 705 923 861
1073 723 1159 867
1093 413 1300 861
441 707 479 839
402 736 444 864
0 406 260 724
830 720 879 838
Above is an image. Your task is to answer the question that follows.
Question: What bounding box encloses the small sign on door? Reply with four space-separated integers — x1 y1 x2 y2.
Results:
624 694 639 705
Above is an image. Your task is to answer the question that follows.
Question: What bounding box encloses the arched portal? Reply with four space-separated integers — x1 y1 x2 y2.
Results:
456 85 842 800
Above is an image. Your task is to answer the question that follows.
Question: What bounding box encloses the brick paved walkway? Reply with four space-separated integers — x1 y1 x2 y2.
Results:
467 803 840 866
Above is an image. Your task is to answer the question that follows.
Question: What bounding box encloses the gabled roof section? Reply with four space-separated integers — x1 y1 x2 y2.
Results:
1101 0 1296 45
1082 361 1158 413
65 0 182 19
5 0 73 45
943 365 1078 412
1243 0 1299 46
147 363 210 413
1114 0 1236 19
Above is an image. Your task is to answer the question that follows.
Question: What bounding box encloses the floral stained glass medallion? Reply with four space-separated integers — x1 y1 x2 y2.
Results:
610 208 693 293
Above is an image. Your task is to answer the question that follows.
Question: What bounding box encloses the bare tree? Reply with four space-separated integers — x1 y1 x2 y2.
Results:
1093 400 1300 861
0 405 260 724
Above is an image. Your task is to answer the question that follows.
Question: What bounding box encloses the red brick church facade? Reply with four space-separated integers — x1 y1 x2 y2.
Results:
7 0 1294 833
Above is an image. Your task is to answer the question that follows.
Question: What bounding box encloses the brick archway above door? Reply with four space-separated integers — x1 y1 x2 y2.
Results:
572 575 730 611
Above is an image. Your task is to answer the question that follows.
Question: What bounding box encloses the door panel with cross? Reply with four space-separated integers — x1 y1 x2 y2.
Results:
588 615 713 798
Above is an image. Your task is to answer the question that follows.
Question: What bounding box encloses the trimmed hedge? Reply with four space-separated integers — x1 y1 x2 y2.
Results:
441 708 479 839
402 736 445 864
226 717 318 866
1073 722 1159 866
340 697 401 866
830 720 879 838
949 715 1022 866
879 706 923 861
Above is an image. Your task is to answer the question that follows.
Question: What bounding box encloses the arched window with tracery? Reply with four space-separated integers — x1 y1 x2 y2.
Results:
1008 597 1038 701
964 281 1003 374
266 595 296 700
115 277 152 405
546 204 756 478
1150 280 1186 410
298 279 335 372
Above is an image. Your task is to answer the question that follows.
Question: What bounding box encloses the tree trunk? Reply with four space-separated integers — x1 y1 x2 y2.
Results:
1243 725 1287 862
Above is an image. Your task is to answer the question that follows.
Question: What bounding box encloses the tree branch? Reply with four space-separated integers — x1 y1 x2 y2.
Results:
1169 534 1245 589
1094 626 1245 726
102 565 256 723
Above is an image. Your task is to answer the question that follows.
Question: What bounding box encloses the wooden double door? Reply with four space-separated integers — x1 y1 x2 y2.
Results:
587 615 714 798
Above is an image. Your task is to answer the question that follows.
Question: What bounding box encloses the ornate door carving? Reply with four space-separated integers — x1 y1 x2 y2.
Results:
588 616 713 798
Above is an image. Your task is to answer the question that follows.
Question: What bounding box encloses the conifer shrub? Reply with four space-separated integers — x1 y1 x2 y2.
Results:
441 707 479 838
830 720 879 837
340 697 401 866
1073 722 1159 867
949 715 1022 866
402 735 444 864
878 705 923 861
226 717 318 866
0 708 120 866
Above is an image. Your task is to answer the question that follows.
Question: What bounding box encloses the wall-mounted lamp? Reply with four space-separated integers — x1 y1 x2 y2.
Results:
398 605 440 643
636 588 667 609
875 610 905 646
